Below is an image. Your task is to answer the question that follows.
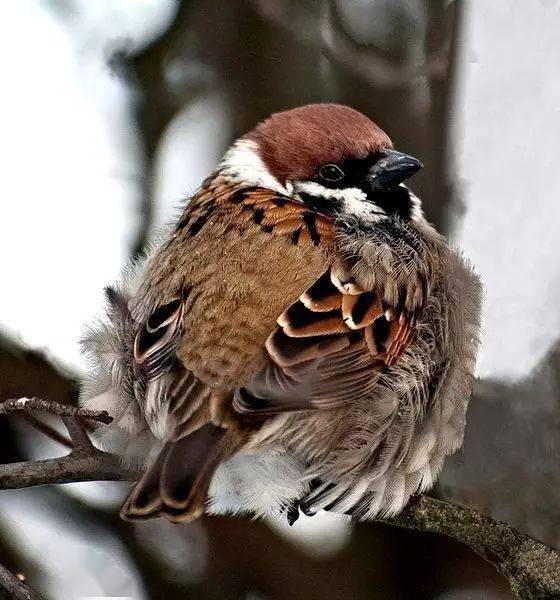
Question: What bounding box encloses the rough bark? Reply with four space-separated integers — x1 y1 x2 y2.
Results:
0 400 558 599
0 562 43 600
385 495 560 599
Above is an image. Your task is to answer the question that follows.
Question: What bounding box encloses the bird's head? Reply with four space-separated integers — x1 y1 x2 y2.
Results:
220 103 424 225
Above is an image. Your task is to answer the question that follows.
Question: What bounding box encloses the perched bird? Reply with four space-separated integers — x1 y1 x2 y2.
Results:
81 103 482 525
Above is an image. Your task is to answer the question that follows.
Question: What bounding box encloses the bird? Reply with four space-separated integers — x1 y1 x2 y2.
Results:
80 103 483 525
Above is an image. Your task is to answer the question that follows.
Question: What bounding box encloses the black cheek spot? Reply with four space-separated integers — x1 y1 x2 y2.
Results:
261 224 274 233
299 192 329 213
299 191 344 218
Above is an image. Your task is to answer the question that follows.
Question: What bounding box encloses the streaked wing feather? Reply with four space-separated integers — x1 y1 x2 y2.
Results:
134 295 187 382
237 265 420 415
126 183 340 522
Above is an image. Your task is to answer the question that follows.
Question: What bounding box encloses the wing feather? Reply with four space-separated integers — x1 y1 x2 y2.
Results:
124 184 337 522
237 264 422 415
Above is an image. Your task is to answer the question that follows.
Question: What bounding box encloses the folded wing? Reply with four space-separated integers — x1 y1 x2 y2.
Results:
234 265 418 415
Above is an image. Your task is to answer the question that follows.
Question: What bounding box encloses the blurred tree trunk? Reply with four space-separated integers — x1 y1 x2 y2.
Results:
324 0 463 231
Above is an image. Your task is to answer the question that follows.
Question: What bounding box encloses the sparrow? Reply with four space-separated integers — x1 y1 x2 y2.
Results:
80 103 482 525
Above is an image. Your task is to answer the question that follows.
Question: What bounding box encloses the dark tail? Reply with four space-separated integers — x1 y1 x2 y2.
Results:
121 423 230 523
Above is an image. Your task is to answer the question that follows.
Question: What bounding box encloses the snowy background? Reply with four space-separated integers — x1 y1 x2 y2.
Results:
0 1 559 598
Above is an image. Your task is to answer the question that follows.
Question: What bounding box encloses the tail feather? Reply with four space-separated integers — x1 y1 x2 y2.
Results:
121 423 230 523
121 444 170 518
160 424 227 510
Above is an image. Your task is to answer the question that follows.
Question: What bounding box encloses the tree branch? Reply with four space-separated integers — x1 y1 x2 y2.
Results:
1 396 559 599
20 413 72 449
0 562 43 600
0 397 112 424
384 495 560 599
61 416 95 451
0 398 136 491
0 450 137 490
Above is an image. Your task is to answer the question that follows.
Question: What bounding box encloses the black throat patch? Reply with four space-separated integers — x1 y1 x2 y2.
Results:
365 186 413 220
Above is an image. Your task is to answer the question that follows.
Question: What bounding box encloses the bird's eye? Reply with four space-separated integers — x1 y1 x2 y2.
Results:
319 164 344 182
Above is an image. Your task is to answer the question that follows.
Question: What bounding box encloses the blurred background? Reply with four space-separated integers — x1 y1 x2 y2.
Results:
0 1 559 598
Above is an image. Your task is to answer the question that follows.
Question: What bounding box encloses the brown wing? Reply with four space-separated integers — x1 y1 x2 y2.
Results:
123 183 336 522
233 266 418 415
131 180 337 415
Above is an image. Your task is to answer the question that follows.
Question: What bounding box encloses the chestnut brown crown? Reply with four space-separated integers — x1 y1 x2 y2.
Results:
246 104 393 185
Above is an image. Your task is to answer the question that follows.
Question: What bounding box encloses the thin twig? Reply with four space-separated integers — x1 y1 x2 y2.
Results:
0 397 136 490
62 417 94 452
21 413 73 449
0 398 112 425
0 562 43 600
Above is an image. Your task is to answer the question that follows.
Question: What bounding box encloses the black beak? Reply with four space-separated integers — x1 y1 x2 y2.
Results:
368 149 423 191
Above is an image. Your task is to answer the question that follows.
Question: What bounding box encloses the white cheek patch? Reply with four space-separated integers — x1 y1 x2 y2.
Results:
219 138 290 195
294 181 385 223
218 143 425 225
